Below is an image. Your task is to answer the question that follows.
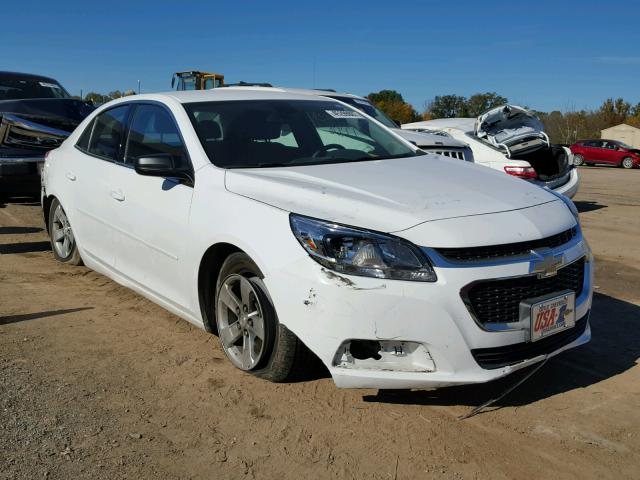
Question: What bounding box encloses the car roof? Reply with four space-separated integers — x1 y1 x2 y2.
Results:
143 87 344 104
0 71 61 83
405 118 476 132
270 87 364 100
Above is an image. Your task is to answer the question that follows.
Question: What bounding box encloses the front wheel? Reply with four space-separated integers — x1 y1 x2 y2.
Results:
622 157 634 169
214 252 308 382
48 198 83 265
573 154 584 166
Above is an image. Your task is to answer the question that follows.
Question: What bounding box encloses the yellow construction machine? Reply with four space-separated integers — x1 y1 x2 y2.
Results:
171 71 225 90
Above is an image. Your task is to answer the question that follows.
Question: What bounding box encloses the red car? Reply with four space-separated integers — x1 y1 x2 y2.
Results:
570 139 640 169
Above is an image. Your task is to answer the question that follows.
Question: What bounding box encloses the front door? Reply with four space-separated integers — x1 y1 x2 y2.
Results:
601 141 622 165
108 103 195 310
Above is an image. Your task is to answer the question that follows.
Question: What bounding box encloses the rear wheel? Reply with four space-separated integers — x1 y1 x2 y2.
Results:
48 198 83 265
214 252 308 382
573 154 584 166
622 157 634 169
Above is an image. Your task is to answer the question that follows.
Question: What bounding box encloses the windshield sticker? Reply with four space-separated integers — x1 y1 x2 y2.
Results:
352 98 371 106
325 110 363 119
39 82 61 89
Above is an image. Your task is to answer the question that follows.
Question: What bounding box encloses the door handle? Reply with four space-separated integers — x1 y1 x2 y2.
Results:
110 190 125 202
65 172 76 181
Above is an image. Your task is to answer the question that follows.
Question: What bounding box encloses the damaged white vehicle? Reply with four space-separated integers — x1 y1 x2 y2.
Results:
403 105 580 198
42 89 592 389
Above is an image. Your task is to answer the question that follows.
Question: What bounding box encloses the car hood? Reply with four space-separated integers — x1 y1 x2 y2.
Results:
0 98 95 132
224 155 558 232
392 129 466 148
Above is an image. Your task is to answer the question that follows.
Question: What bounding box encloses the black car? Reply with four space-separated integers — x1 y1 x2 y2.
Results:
0 71 94 197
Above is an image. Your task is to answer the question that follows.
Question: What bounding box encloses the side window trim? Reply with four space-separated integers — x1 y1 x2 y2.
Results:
76 104 133 163
74 118 96 153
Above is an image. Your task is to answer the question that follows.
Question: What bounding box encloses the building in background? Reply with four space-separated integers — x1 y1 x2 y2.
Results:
601 123 640 148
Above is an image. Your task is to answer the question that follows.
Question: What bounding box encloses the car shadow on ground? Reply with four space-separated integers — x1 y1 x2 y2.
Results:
574 201 607 213
362 292 639 409
0 194 41 209
0 226 43 234
0 241 50 254
0 307 94 326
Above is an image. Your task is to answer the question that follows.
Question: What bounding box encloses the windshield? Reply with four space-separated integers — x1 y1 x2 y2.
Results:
184 99 418 169
617 141 634 150
326 95 398 129
0 76 70 100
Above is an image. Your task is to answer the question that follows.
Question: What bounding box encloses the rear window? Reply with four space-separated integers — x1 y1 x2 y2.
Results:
0 76 70 100
184 99 417 169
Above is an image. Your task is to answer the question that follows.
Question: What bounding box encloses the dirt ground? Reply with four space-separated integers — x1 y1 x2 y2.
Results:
1 166 639 480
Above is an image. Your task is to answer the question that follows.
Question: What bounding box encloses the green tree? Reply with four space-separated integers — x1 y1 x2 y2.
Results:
84 92 110 104
425 95 468 119
367 90 420 124
465 92 509 117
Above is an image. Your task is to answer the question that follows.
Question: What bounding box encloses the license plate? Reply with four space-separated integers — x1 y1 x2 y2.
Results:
525 291 576 342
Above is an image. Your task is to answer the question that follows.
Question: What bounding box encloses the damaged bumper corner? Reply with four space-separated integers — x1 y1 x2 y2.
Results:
263 232 593 390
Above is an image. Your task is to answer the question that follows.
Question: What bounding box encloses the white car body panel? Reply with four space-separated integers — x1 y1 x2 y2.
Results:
42 89 592 389
402 119 580 199
225 155 556 233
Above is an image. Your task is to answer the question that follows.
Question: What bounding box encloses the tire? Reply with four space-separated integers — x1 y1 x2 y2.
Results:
48 198 83 265
573 154 584 166
214 252 308 382
622 157 634 169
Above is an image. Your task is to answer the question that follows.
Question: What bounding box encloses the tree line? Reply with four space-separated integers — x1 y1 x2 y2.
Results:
367 90 640 144
72 90 137 104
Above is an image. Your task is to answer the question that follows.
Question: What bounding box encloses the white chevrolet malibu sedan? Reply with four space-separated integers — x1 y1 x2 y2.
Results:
41 88 593 389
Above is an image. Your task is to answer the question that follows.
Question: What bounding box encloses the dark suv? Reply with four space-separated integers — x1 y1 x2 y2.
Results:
0 71 94 197
570 139 640 169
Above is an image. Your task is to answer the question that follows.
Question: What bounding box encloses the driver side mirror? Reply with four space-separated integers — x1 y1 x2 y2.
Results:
133 154 193 185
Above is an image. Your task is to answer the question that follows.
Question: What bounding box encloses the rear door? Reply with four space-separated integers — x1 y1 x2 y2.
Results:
70 104 132 267
108 102 195 309
583 140 605 162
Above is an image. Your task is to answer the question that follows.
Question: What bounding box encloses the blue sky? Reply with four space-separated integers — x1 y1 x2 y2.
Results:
3 0 639 112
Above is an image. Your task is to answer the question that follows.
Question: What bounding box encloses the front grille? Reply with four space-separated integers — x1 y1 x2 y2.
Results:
463 257 585 325
471 313 588 369
437 227 577 262
422 148 466 161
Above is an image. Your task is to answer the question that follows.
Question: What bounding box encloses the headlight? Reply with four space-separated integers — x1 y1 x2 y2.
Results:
289 214 437 282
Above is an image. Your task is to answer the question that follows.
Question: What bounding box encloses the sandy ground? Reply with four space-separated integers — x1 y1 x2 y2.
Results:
1 166 639 480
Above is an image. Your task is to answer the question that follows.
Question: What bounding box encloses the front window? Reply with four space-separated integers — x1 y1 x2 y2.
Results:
0 76 70 100
184 100 418 169
125 104 189 169
326 96 398 129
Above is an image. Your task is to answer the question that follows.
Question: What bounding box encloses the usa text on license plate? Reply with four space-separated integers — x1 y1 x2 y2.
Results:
529 291 576 342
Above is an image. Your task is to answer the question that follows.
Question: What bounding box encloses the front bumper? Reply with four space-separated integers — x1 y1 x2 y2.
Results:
266 228 593 390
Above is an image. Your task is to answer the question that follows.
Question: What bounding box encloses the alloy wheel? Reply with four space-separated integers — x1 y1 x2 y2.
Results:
51 204 75 259
216 274 267 370
622 157 633 169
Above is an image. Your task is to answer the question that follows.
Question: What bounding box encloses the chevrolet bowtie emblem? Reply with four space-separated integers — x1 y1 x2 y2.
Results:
530 248 564 278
